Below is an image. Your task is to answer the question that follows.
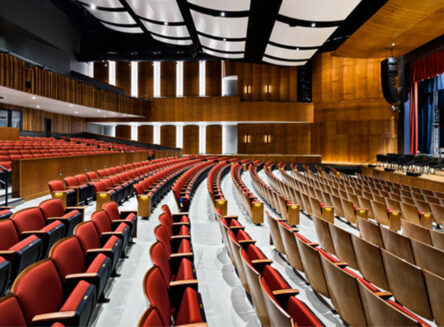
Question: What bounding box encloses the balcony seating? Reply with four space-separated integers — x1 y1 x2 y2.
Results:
39 199 83 236
10 208 65 256
0 219 42 280
49 236 111 300
48 180 78 207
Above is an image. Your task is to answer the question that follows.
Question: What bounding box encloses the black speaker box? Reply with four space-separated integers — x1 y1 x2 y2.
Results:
381 57 400 104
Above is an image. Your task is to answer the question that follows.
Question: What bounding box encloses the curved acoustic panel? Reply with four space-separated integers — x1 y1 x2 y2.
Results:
142 22 190 38
263 57 307 66
86 8 137 25
264 44 317 61
199 35 245 52
203 48 244 59
126 0 184 23
270 22 337 47
152 35 193 46
79 0 122 9
279 0 361 22
101 22 144 33
188 0 251 12
190 10 249 39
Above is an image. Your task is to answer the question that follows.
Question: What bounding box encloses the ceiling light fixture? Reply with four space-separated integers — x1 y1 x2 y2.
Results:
75 111 78 114
311 23 316 27
90 4 96 10
69 104 73 107
220 12 225 17
32 96 36 100
392 42 395 47
36 105 40 108
164 22 168 26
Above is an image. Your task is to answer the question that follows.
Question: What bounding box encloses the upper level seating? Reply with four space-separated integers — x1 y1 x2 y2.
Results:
65 137 152 155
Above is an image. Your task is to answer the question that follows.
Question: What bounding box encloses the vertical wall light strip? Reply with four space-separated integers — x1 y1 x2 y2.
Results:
153 124 161 144
199 61 206 96
176 124 183 148
130 123 138 141
199 123 206 154
153 62 160 97
176 61 183 97
108 61 116 86
88 62 94 78
131 62 138 97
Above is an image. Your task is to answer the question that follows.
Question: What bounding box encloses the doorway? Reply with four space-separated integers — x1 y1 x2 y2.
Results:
44 118 52 137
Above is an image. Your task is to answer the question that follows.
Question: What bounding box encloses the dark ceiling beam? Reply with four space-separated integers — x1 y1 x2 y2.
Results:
176 0 201 59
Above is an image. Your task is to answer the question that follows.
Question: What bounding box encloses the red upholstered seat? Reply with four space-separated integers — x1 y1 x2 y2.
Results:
143 266 203 326
91 210 130 250
11 259 96 326
0 294 27 326
0 257 11 296
138 307 165 327
155 225 192 256
11 207 65 256
64 176 92 205
286 296 323 327
103 202 137 239
48 180 77 207
74 222 122 273
49 236 111 299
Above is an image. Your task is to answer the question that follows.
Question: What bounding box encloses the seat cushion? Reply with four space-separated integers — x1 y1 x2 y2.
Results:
262 265 290 291
41 220 63 233
103 236 120 250
60 280 92 311
63 210 80 219
247 245 267 260
177 239 191 253
174 287 202 325
287 297 322 327
9 235 40 252
86 254 108 274
387 300 430 327
0 296 27 326
178 226 189 236
295 233 311 244
175 258 194 281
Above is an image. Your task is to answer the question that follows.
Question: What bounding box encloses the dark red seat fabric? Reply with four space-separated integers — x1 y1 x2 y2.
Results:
144 266 203 326
159 213 190 239
150 241 194 284
64 176 92 205
0 294 27 326
11 208 65 256
49 236 111 299
92 181 119 204
86 171 100 182
102 201 137 241
0 257 11 296
0 219 42 278
138 307 165 327
0 209 12 220
91 210 130 250
11 259 96 326
48 180 77 207
154 225 192 257
74 222 122 273
39 199 82 235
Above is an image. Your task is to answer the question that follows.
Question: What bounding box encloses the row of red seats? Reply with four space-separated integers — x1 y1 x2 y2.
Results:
0 198 83 296
172 160 215 211
215 208 323 326
0 201 136 326
207 162 230 204
139 205 207 326
66 137 151 154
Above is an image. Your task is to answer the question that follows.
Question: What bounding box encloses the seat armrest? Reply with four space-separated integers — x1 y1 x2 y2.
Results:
101 231 123 237
111 219 132 224
0 206 15 210
170 252 193 259
251 259 273 265
32 311 76 323
375 291 392 299
175 323 208 327
0 250 15 260
21 230 46 237
65 272 98 280
334 262 348 268
172 222 190 226
171 235 190 240
308 242 319 247
169 279 198 288
272 288 300 296
238 239 256 245
173 212 189 216
46 217 66 222
86 248 113 254
229 226 245 230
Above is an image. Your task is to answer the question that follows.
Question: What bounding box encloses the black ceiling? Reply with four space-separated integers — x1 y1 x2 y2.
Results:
50 0 387 65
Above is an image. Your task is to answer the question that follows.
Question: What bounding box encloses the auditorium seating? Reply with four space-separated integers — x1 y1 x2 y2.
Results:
63 176 94 205
48 180 78 207
91 210 131 252
39 198 83 236
207 161 230 216
0 257 11 296
102 201 137 239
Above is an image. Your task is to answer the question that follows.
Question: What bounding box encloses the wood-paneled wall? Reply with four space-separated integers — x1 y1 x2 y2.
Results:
238 123 312 154
138 125 153 144
311 52 397 163
223 61 298 101
2 104 87 134
116 62 131 95
93 62 108 84
183 61 199 97
160 125 176 147
206 125 222 154
115 125 131 139
0 53 147 116
206 61 222 96
138 62 153 99
182 125 199 154
161 62 176 97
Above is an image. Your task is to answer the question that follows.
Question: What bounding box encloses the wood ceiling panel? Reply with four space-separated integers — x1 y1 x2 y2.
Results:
335 0 444 58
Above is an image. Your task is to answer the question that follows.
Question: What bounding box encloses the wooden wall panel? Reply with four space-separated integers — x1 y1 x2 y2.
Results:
222 61 298 101
116 62 131 95
237 123 312 154
138 125 153 144
115 125 131 139
160 125 176 147
311 52 397 163
182 125 199 154
206 125 222 154
183 61 199 96
161 62 176 97
93 62 108 84
2 104 87 134
138 62 153 99
206 61 221 96
0 53 147 116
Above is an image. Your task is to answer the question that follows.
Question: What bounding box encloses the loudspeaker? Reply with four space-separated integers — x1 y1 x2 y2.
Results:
381 57 400 104
297 61 312 103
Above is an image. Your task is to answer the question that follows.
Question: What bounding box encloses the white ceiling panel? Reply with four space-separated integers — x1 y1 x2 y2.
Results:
270 22 337 47
190 10 248 38
279 0 361 22
142 22 190 38
264 44 317 60
86 9 136 25
101 22 144 33
263 57 307 66
199 35 245 52
126 0 184 23
187 0 251 12
203 48 244 59
152 35 193 46
79 0 122 9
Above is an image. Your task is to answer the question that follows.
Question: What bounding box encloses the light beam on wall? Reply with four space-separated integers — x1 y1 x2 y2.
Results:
199 61 206 96
176 61 183 97
131 62 138 97
108 61 116 86
153 62 161 97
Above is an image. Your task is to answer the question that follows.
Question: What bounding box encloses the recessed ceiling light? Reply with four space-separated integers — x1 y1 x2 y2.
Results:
69 104 73 107
97 110 101 112
311 23 316 27
32 96 36 100
75 111 78 114
103 115 107 117
220 12 225 17
392 42 395 47
222 38 227 41
36 105 40 108
164 22 168 26
90 4 96 10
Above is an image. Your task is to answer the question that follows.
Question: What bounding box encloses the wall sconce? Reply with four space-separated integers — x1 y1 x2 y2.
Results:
265 84 272 94
244 134 251 144
244 85 251 94
264 134 271 144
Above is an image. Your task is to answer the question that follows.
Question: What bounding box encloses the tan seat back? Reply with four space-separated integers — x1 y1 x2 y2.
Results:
410 239 444 278
401 220 432 245
357 216 384 248
328 224 358 269
380 226 415 264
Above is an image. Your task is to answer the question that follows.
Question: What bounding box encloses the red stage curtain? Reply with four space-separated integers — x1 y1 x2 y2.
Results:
409 48 444 154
